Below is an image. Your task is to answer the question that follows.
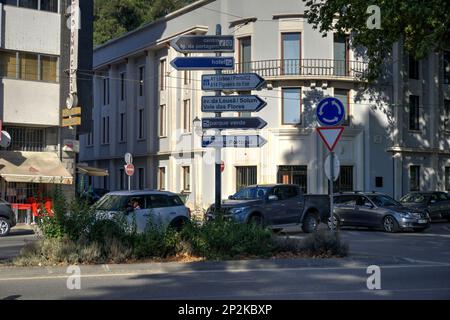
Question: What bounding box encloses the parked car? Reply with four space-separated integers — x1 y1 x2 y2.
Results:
331 192 430 233
400 192 450 222
93 190 191 232
205 184 330 233
0 199 16 237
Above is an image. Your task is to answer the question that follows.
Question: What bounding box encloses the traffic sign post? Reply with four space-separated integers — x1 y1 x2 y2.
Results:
202 73 266 91
201 95 267 113
124 153 134 191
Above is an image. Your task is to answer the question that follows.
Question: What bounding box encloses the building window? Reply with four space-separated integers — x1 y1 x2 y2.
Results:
40 0 58 13
445 100 450 132
409 55 420 79
159 105 167 137
410 165 420 192
409 95 420 131
239 37 252 73
333 166 354 192
138 168 145 190
282 33 301 75
236 166 257 192
183 53 190 85
4 126 45 152
160 59 166 91
120 72 126 101
182 166 190 192
102 116 109 144
138 109 145 139
334 89 350 126
19 52 38 81
18 0 38 10
444 51 450 85
0 51 17 78
334 34 349 76
119 168 125 190
277 166 308 193
102 176 108 190
445 167 450 191
10 0 58 12
158 167 166 190
86 131 93 147
183 99 191 133
282 88 301 125
139 66 145 97
119 113 126 142
40 55 57 82
103 77 110 105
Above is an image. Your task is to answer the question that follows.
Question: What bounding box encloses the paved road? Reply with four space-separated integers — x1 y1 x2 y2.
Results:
0 222 449 300
0 227 36 262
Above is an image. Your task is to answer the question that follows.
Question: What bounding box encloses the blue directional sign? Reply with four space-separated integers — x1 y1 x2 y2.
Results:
170 57 235 70
202 73 266 91
171 35 235 53
202 95 267 113
202 117 267 130
316 97 346 126
202 135 267 148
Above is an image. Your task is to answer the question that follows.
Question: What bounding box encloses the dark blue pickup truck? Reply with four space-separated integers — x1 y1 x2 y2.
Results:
205 184 330 233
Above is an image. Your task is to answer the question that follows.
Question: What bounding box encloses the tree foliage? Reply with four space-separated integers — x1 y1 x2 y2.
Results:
94 0 195 46
303 0 450 81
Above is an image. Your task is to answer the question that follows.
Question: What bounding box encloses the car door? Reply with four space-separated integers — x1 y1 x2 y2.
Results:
334 195 358 226
147 194 173 228
277 186 303 224
354 196 379 227
265 187 286 225
432 193 450 219
428 193 442 219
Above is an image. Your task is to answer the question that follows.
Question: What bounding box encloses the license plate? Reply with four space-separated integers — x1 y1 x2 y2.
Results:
418 219 427 224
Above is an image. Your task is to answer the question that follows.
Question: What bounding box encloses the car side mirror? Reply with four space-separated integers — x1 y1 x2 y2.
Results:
268 195 278 201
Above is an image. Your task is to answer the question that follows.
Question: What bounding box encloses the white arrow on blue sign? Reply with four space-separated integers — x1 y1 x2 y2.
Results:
202 135 267 148
202 73 266 91
201 95 267 113
171 35 235 53
170 57 235 70
316 97 346 126
202 117 267 130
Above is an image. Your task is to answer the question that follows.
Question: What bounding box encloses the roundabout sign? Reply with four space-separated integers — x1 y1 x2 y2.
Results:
316 97 345 127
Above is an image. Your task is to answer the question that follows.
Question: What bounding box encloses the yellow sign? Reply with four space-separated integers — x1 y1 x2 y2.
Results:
62 117 82 127
62 107 81 118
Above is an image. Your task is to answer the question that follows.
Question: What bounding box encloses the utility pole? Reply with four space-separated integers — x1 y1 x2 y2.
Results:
214 24 222 215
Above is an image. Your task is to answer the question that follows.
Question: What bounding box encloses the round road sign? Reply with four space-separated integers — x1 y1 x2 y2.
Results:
324 154 340 182
316 97 346 126
125 153 133 165
125 164 135 176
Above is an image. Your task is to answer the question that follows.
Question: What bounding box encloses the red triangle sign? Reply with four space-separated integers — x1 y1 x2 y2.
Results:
317 127 345 152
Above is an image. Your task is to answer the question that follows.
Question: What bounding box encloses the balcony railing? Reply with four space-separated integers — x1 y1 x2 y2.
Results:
228 59 368 80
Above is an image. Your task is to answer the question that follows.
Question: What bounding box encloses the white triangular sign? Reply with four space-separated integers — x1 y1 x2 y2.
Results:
317 127 345 152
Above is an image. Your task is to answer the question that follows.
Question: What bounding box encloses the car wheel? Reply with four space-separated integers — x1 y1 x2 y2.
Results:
383 216 399 233
302 213 319 233
170 218 189 232
0 217 11 237
248 215 263 226
327 215 340 230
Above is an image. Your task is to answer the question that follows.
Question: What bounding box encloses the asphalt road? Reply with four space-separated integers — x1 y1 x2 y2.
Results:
0 222 449 300
0 227 36 262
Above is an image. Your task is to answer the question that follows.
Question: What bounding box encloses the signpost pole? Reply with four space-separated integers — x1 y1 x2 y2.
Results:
214 24 222 216
128 175 131 191
330 151 335 233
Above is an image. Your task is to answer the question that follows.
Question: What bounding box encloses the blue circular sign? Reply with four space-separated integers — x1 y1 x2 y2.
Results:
316 97 346 126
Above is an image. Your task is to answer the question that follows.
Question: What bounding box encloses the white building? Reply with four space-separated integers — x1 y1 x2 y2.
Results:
0 0 93 221
79 0 450 212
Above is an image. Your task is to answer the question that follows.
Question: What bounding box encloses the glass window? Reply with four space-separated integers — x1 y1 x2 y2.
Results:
160 59 166 91
138 109 144 139
444 100 450 132
18 0 38 9
20 52 38 81
138 168 145 190
40 0 58 12
183 99 191 133
0 51 17 78
120 72 126 101
40 55 57 82
367 195 401 207
409 95 420 130
236 166 257 192
446 167 450 191
277 165 307 193
410 165 420 192
282 88 301 125
159 105 166 137
334 34 349 76
333 166 354 192
409 55 419 79
119 169 125 190
158 167 166 191
148 195 169 208
282 33 301 75
182 166 190 192
239 37 252 73
168 196 184 207
119 113 126 142
103 77 110 105
400 193 428 204
334 89 350 126
444 51 450 85
334 195 358 205
139 66 145 97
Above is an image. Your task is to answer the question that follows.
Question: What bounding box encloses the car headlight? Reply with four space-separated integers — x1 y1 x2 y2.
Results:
400 212 413 219
229 207 249 215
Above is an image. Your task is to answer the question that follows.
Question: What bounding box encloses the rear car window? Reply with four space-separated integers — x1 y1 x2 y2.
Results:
335 195 358 205
168 196 184 207
148 195 169 208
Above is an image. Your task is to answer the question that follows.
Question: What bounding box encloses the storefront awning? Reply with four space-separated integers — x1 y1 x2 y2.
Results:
0 151 73 185
77 165 109 177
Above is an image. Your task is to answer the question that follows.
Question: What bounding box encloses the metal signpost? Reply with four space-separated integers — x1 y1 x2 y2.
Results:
124 153 133 191
171 26 266 216
316 97 346 233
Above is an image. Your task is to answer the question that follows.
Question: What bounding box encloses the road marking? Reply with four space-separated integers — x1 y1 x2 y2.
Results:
1 263 449 282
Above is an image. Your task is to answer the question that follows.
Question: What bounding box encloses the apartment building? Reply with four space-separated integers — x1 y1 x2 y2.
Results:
79 0 450 211
0 0 93 220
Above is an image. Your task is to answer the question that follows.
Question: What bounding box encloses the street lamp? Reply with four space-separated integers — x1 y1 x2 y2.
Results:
193 116 202 137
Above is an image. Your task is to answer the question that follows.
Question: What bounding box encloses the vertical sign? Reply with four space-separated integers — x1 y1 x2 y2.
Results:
68 0 79 108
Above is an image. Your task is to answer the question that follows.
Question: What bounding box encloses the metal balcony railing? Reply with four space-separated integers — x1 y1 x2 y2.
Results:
227 59 368 80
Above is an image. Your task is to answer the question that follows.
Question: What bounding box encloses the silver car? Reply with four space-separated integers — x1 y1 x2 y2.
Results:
93 190 191 232
331 192 430 233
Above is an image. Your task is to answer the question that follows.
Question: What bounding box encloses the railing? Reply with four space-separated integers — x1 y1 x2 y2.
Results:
228 59 368 80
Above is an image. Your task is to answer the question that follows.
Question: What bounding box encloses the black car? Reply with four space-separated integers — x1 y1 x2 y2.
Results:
332 192 430 233
400 192 450 222
0 199 16 237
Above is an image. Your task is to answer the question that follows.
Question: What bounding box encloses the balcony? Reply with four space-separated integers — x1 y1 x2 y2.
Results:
229 59 368 82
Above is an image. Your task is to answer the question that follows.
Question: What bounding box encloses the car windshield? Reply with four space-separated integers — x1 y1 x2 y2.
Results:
400 193 428 204
232 187 270 200
93 195 129 211
367 195 401 207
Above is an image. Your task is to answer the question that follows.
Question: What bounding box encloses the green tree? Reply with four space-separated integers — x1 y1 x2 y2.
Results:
94 0 195 46
303 0 450 81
